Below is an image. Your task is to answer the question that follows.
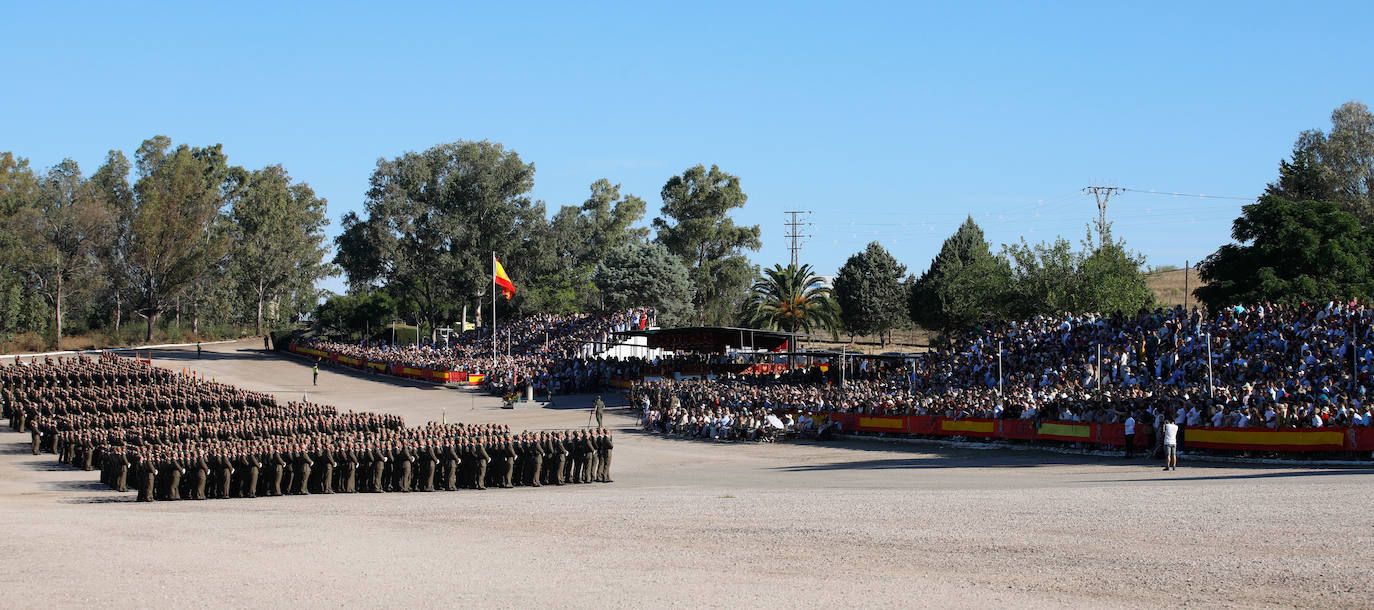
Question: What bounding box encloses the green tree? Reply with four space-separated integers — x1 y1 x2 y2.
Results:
315 291 395 337
17 159 112 348
593 242 693 325
1195 196 1372 308
1269 102 1374 221
338 140 539 337
909 217 1011 333
524 179 649 313
230 164 333 335
1002 236 1083 317
127 136 236 342
1266 130 1335 203
653 164 761 325
1001 225 1152 318
742 263 838 337
1324 101 1374 216
1076 230 1153 316
834 241 907 343
0 153 40 341
334 211 387 293
90 150 135 337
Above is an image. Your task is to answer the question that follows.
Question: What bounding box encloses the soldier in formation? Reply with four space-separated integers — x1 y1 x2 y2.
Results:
3 354 614 501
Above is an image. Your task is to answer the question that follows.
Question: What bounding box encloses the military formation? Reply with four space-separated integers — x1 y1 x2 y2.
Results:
3 353 612 502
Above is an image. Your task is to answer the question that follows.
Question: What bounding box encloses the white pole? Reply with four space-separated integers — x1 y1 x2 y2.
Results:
839 345 846 388
492 252 497 373
1206 332 1213 397
998 340 1003 398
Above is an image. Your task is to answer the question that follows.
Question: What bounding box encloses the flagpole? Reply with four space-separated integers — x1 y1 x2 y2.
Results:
492 251 497 375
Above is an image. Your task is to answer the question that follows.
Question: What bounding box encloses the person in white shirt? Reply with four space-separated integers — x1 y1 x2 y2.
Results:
1162 420 1179 471
1123 413 1137 458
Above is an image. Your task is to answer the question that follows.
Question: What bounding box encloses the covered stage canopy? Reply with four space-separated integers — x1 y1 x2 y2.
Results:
614 326 797 353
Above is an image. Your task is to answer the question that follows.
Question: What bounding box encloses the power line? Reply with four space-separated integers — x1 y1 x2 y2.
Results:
784 210 812 267
1120 188 1253 202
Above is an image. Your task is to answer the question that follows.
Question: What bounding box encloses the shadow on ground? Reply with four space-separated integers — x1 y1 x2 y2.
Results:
155 347 451 392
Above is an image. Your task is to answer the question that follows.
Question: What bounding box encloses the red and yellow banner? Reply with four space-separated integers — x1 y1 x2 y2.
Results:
1184 427 1346 452
796 411 1373 452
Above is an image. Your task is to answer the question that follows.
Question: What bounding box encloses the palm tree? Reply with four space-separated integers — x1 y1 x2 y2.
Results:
742 263 839 338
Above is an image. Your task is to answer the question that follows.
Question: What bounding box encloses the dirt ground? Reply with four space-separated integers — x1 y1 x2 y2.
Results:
2 340 1371 608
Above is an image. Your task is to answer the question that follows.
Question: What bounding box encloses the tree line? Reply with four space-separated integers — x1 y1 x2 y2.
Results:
328 142 758 338
325 140 1156 346
769 100 1374 344
0 137 331 349
10 101 1365 352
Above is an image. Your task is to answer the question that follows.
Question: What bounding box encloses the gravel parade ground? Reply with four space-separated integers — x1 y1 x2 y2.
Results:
2 340 1372 608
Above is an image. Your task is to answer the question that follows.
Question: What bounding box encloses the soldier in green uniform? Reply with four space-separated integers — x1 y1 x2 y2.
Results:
292 445 313 495
597 428 613 483
268 446 287 496
243 451 262 498
190 451 210 500
165 453 184 501
583 430 599 484
526 433 544 487
113 448 131 493
316 443 336 494
472 438 489 490
561 431 576 484
440 439 459 491
369 444 388 492
339 443 358 493
551 431 567 486
136 455 157 502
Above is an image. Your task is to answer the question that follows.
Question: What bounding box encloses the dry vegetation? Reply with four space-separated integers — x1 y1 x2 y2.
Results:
1144 266 1206 308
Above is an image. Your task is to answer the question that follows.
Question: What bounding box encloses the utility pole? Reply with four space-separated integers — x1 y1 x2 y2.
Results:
1184 260 1189 311
1082 186 1124 245
784 210 813 268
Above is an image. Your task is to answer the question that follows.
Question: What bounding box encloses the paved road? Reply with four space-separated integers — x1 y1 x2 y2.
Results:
1 340 1370 608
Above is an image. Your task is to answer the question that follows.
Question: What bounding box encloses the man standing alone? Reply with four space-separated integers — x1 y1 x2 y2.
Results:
1162 417 1179 471
1123 411 1136 459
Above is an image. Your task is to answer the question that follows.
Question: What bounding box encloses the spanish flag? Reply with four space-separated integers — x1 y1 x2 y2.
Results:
494 254 515 300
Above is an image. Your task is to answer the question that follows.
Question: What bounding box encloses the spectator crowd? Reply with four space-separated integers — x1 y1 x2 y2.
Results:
632 301 1374 447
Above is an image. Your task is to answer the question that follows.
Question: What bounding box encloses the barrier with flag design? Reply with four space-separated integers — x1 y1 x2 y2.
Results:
808 412 1374 453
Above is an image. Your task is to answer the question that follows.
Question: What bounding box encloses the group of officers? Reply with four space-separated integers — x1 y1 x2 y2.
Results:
3 353 614 502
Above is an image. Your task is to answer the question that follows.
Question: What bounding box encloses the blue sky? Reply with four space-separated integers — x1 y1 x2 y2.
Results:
4 1 1372 294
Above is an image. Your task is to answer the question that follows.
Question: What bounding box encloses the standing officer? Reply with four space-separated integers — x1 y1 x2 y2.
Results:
136 454 157 502
597 428 613 483
293 445 314 495
190 450 210 500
